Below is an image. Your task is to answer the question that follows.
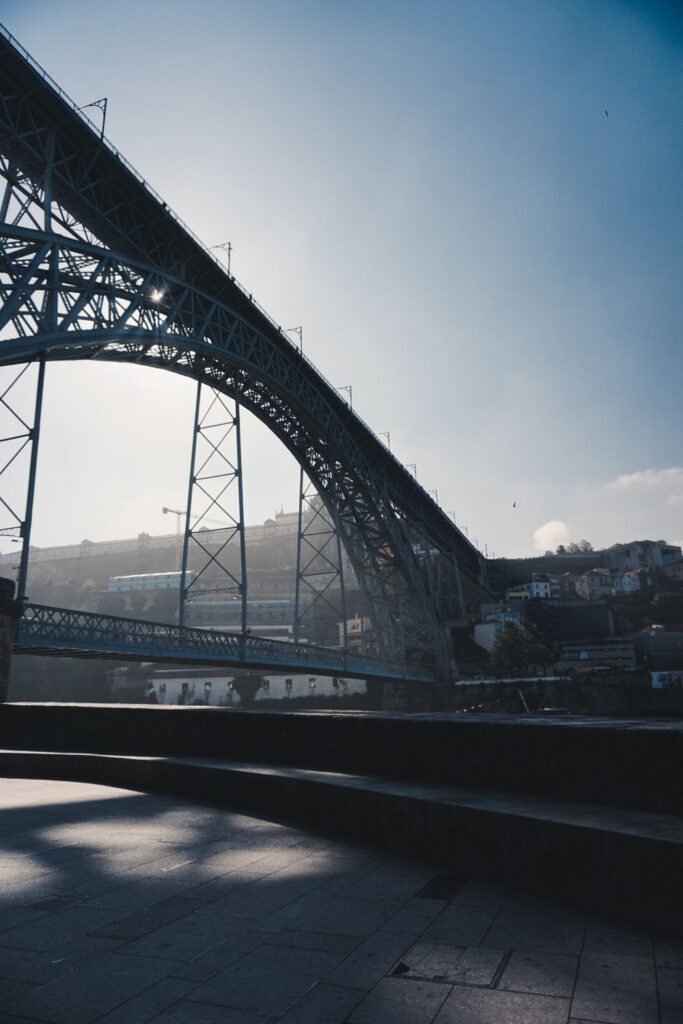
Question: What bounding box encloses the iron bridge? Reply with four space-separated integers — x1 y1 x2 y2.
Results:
15 604 433 683
0 25 489 685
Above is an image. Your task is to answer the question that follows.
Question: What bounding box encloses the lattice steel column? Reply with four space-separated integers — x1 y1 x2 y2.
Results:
179 383 247 629
294 469 348 647
0 357 45 602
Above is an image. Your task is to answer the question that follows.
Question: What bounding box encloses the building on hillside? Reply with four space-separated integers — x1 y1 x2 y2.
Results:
339 614 377 656
660 559 683 582
107 571 192 592
557 638 635 674
558 573 578 598
612 568 653 595
139 667 365 706
474 606 524 652
651 670 683 689
526 599 613 641
184 599 296 635
0 508 325 567
505 575 553 601
575 568 613 601
632 629 683 672
480 598 613 643
603 540 683 573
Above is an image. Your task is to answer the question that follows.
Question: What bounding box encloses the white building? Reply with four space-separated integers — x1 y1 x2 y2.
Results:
107 571 193 592
474 606 523 652
143 667 365 705
613 569 651 595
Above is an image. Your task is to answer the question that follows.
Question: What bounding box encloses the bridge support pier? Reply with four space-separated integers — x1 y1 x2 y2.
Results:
0 577 22 703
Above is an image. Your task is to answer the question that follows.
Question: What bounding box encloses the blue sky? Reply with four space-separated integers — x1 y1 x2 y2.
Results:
1 0 681 555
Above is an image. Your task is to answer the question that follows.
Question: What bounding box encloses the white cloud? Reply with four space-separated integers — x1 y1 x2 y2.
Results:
607 467 683 490
533 520 570 553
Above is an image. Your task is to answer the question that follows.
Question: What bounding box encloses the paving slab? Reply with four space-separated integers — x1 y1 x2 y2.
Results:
188 944 344 1015
393 941 505 985
658 967 683 1024
347 976 451 1024
498 950 579 997
0 776 675 1024
4 951 177 1024
435 986 571 1023
570 950 659 1023
325 931 415 990
421 905 497 946
89 976 201 1024
583 920 654 957
148 1004 274 1024
276 982 364 1024
482 911 586 955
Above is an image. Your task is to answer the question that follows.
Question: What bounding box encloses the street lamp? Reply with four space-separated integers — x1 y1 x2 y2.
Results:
378 431 391 451
78 97 107 139
337 385 352 408
209 242 232 274
285 327 303 352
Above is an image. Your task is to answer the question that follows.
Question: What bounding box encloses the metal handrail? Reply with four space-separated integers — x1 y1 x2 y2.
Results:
18 603 436 680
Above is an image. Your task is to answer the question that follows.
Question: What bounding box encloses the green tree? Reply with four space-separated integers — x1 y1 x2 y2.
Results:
490 621 556 674
490 622 529 673
232 672 265 707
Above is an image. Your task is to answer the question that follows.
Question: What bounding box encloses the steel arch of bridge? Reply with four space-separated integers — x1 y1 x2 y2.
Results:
0 25 487 682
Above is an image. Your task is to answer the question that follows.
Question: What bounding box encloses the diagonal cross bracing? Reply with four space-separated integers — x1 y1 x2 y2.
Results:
0 26 489 680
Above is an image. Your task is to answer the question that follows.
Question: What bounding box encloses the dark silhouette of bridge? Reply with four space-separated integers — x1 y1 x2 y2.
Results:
0 24 487 684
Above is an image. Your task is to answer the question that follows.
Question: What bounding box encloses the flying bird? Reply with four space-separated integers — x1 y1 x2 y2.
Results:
604 109 608 117
512 501 517 509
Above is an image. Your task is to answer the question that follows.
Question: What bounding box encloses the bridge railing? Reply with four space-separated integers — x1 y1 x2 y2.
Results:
16 604 436 683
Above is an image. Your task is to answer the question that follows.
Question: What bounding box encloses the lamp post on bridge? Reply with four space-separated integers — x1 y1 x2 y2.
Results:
337 385 352 409
209 242 232 274
284 326 303 352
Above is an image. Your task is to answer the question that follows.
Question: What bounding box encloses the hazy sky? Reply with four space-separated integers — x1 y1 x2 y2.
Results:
1 0 681 556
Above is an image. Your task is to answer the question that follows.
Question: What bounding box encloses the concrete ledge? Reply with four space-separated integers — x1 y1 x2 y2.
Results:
1 703 682 813
2 748 681 938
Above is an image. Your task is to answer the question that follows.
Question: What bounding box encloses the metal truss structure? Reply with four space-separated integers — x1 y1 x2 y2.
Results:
0 25 487 682
294 469 348 647
0 359 43 600
180 384 247 628
15 603 433 682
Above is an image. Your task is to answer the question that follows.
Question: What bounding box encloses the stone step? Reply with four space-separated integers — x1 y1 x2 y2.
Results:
2 748 681 938
2 704 682 815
